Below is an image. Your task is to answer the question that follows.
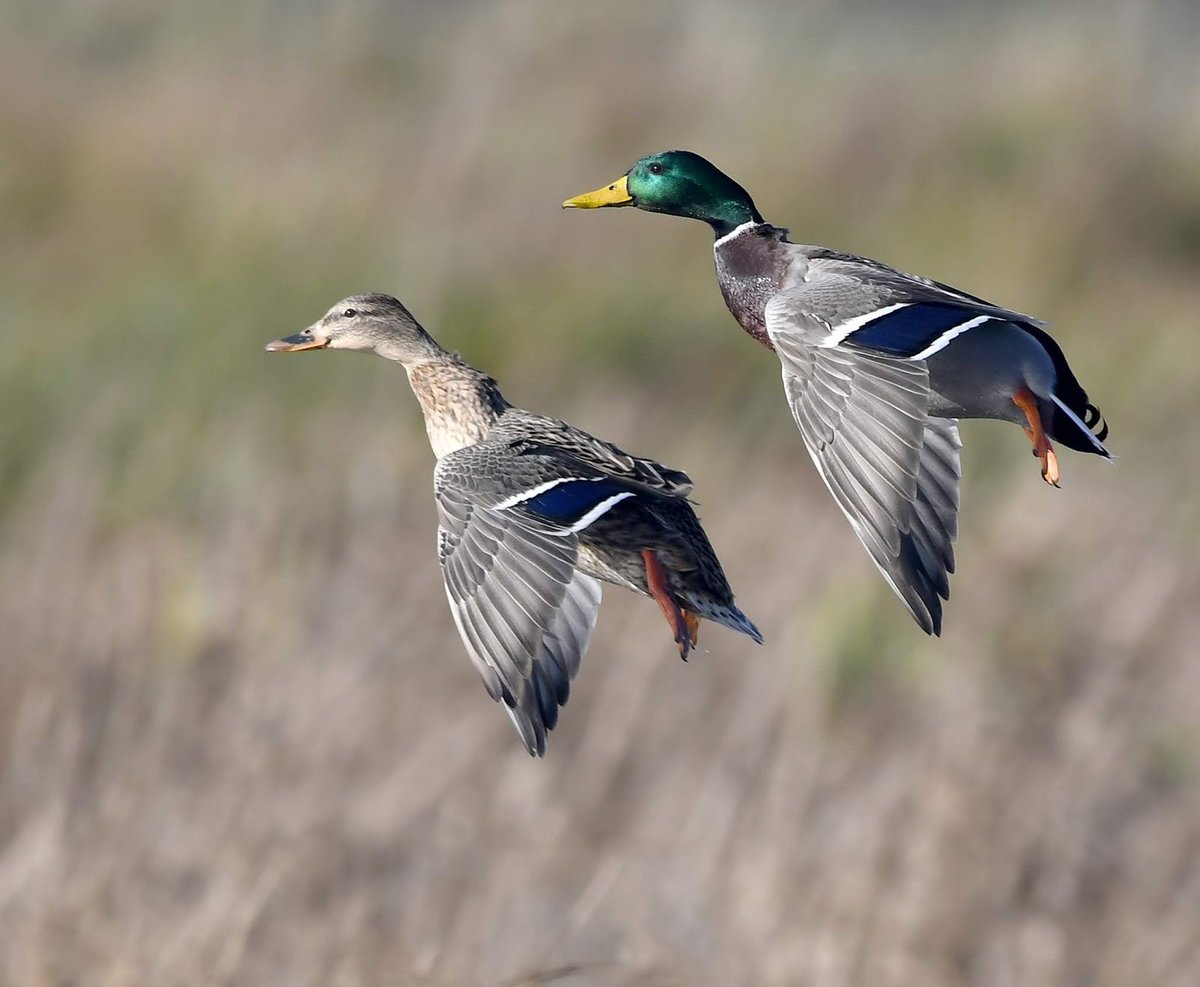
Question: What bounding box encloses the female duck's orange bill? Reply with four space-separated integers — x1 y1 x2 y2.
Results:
264 331 328 352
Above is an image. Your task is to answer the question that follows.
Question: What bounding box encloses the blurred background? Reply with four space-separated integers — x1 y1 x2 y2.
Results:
3 1 1199 984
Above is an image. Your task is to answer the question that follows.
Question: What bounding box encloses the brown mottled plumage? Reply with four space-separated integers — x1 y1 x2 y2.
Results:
266 293 760 756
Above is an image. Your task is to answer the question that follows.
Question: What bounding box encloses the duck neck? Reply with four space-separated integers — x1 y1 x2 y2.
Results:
706 203 765 239
712 222 790 349
405 357 511 459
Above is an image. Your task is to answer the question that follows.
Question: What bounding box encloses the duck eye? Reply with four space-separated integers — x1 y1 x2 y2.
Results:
648 163 664 175
342 308 357 318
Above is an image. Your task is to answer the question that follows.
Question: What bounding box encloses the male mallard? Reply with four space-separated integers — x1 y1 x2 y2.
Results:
565 151 1112 636
266 294 761 755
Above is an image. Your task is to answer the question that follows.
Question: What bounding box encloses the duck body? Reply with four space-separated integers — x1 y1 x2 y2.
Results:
565 152 1112 635
437 405 759 639
713 222 1108 449
267 293 759 756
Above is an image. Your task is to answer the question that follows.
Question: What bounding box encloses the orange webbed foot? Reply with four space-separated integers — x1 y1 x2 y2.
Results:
642 549 694 660
1014 386 1062 489
1042 446 1061 487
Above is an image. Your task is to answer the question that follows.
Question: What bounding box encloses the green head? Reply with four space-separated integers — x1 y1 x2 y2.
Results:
563 150 763 237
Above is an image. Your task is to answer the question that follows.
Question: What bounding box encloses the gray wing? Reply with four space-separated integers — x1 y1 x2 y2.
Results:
493 409 694 497
767 291 961 635
435 469 601 756
908 416 960 603
804 246 1043 325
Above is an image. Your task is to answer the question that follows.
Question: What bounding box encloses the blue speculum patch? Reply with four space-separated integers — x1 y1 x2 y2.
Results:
847 303 979 357
524 479 628 523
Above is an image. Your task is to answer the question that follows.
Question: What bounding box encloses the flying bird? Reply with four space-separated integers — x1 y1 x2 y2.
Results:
266 294 761 755
565 151 1111 635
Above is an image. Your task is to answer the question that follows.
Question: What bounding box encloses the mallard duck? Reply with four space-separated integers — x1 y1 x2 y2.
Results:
564 151 1112 636
266 294 761 755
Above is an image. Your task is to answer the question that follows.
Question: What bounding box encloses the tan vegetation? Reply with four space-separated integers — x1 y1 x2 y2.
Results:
2 2 1199 984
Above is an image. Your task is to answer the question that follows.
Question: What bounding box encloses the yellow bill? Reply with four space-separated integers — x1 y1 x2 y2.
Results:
562 174 632 209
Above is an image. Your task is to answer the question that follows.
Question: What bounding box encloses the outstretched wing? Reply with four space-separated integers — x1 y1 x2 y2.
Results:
907 415 960 604
435 466 602 756
494 409 694 497
767 287 961 635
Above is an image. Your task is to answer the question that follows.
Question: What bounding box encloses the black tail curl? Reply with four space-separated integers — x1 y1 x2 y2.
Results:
1021 324 1110 455
1083 402 1109 443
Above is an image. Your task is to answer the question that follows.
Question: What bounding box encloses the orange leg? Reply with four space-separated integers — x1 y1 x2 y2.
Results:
1013 386 1060 487
642 549 695 660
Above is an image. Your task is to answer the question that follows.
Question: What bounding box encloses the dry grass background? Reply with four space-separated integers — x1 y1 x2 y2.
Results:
2 1 1200 984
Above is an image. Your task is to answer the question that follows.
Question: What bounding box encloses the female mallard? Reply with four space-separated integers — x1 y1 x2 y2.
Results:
565 151 1111 636
266 294 761 755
